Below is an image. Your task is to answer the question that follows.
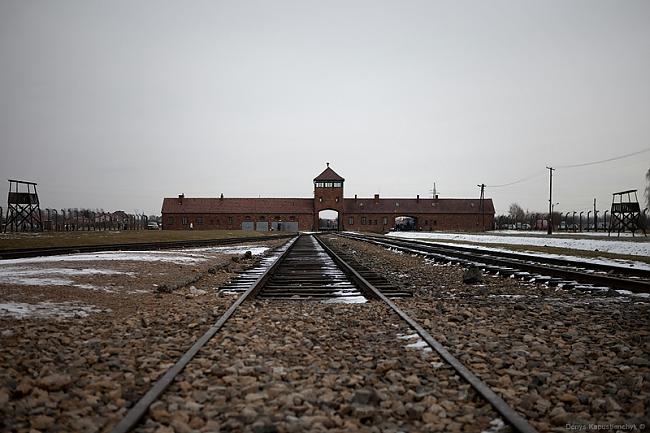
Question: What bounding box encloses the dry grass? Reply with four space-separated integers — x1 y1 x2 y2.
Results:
0 229 289 251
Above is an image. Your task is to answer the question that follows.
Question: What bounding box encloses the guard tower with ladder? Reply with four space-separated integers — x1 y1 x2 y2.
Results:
4 179 43 232
608 189 646 237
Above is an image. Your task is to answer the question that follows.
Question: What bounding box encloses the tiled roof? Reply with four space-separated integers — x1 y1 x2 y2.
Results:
343 198 495 214
313 166 345 182
162 198 314 214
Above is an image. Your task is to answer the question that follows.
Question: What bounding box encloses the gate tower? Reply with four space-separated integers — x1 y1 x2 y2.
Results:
313 163 345 230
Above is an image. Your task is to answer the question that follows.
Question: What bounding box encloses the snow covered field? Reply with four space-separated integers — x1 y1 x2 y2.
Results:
388 231 650 256
0 244 270 318
387 231 650 270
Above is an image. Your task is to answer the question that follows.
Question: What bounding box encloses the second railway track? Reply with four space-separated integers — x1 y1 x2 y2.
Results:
111 233 538 433
339 232 650 294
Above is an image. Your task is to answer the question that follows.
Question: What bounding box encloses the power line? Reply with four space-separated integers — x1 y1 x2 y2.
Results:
486 170 546 188
555 147 650 169
486 147 650 189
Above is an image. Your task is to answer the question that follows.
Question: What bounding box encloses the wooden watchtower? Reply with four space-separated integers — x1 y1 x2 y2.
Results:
608 189 646 237
3 179 43 232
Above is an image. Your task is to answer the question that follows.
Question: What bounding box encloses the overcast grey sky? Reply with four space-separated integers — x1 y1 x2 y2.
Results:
1 0 649 215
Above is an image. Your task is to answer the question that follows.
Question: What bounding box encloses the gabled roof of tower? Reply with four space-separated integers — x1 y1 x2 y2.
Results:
314 164 345 182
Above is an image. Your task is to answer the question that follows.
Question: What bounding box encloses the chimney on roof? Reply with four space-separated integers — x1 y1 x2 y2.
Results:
374 194 379 203
220 193 224 200
417 194 420 202
434 194 439 200
354 194 357 200
326 162 330 168
178 193 184 205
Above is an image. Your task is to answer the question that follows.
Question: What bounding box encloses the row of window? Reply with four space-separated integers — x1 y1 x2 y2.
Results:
345 217 438 226
347 217 389 226
168 215 297 225
314 182 343 188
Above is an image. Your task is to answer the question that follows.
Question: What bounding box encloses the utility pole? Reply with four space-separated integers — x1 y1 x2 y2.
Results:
477 183 486 231
546 166 555 234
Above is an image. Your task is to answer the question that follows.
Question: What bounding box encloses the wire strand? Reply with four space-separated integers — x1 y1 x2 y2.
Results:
555 147 650 168
486 147 650 188
486 170 546 188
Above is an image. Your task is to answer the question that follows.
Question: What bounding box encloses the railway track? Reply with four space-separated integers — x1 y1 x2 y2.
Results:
0 234 294 260
111 233 538 433
339 232 650 294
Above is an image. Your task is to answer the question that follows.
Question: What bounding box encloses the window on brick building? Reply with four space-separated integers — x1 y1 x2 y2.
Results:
181 217 188 225
197 217 203 225
228 216 233 224
348 217 354 225
290 216 295 221
383 217 387 225
168 217 174 224
433 220 437 225
361 217 367 225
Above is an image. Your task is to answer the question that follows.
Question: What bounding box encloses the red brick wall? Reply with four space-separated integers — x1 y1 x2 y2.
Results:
162 213 313 231
313 184 344 230
343 213 494 233
161 211 494 232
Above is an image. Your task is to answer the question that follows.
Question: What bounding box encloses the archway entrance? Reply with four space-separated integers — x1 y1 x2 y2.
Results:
319 209 339 231
394 216 417 231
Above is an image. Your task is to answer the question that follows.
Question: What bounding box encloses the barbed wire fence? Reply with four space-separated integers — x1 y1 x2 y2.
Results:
1 206 160 232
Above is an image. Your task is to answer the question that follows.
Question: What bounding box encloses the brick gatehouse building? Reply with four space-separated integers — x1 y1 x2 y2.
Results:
161 165 494 232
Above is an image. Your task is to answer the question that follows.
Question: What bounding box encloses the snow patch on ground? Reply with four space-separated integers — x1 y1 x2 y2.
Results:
0 251 209 265
0 246 270 267
182 246 269 255
0 301 105 318
0 267 128 291
322 295 367 304
397 333 432 353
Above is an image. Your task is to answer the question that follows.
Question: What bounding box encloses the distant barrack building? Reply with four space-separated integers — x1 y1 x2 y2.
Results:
161 165 495 232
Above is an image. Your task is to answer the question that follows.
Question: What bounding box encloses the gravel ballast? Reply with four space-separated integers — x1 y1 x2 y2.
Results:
324 235 650 431
0 241 285 433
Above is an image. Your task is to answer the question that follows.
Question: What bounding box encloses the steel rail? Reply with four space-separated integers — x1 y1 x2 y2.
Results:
346 232 650 279
109 235 299 433
0 233 295 260
340 233 650 293
314 234 539 433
